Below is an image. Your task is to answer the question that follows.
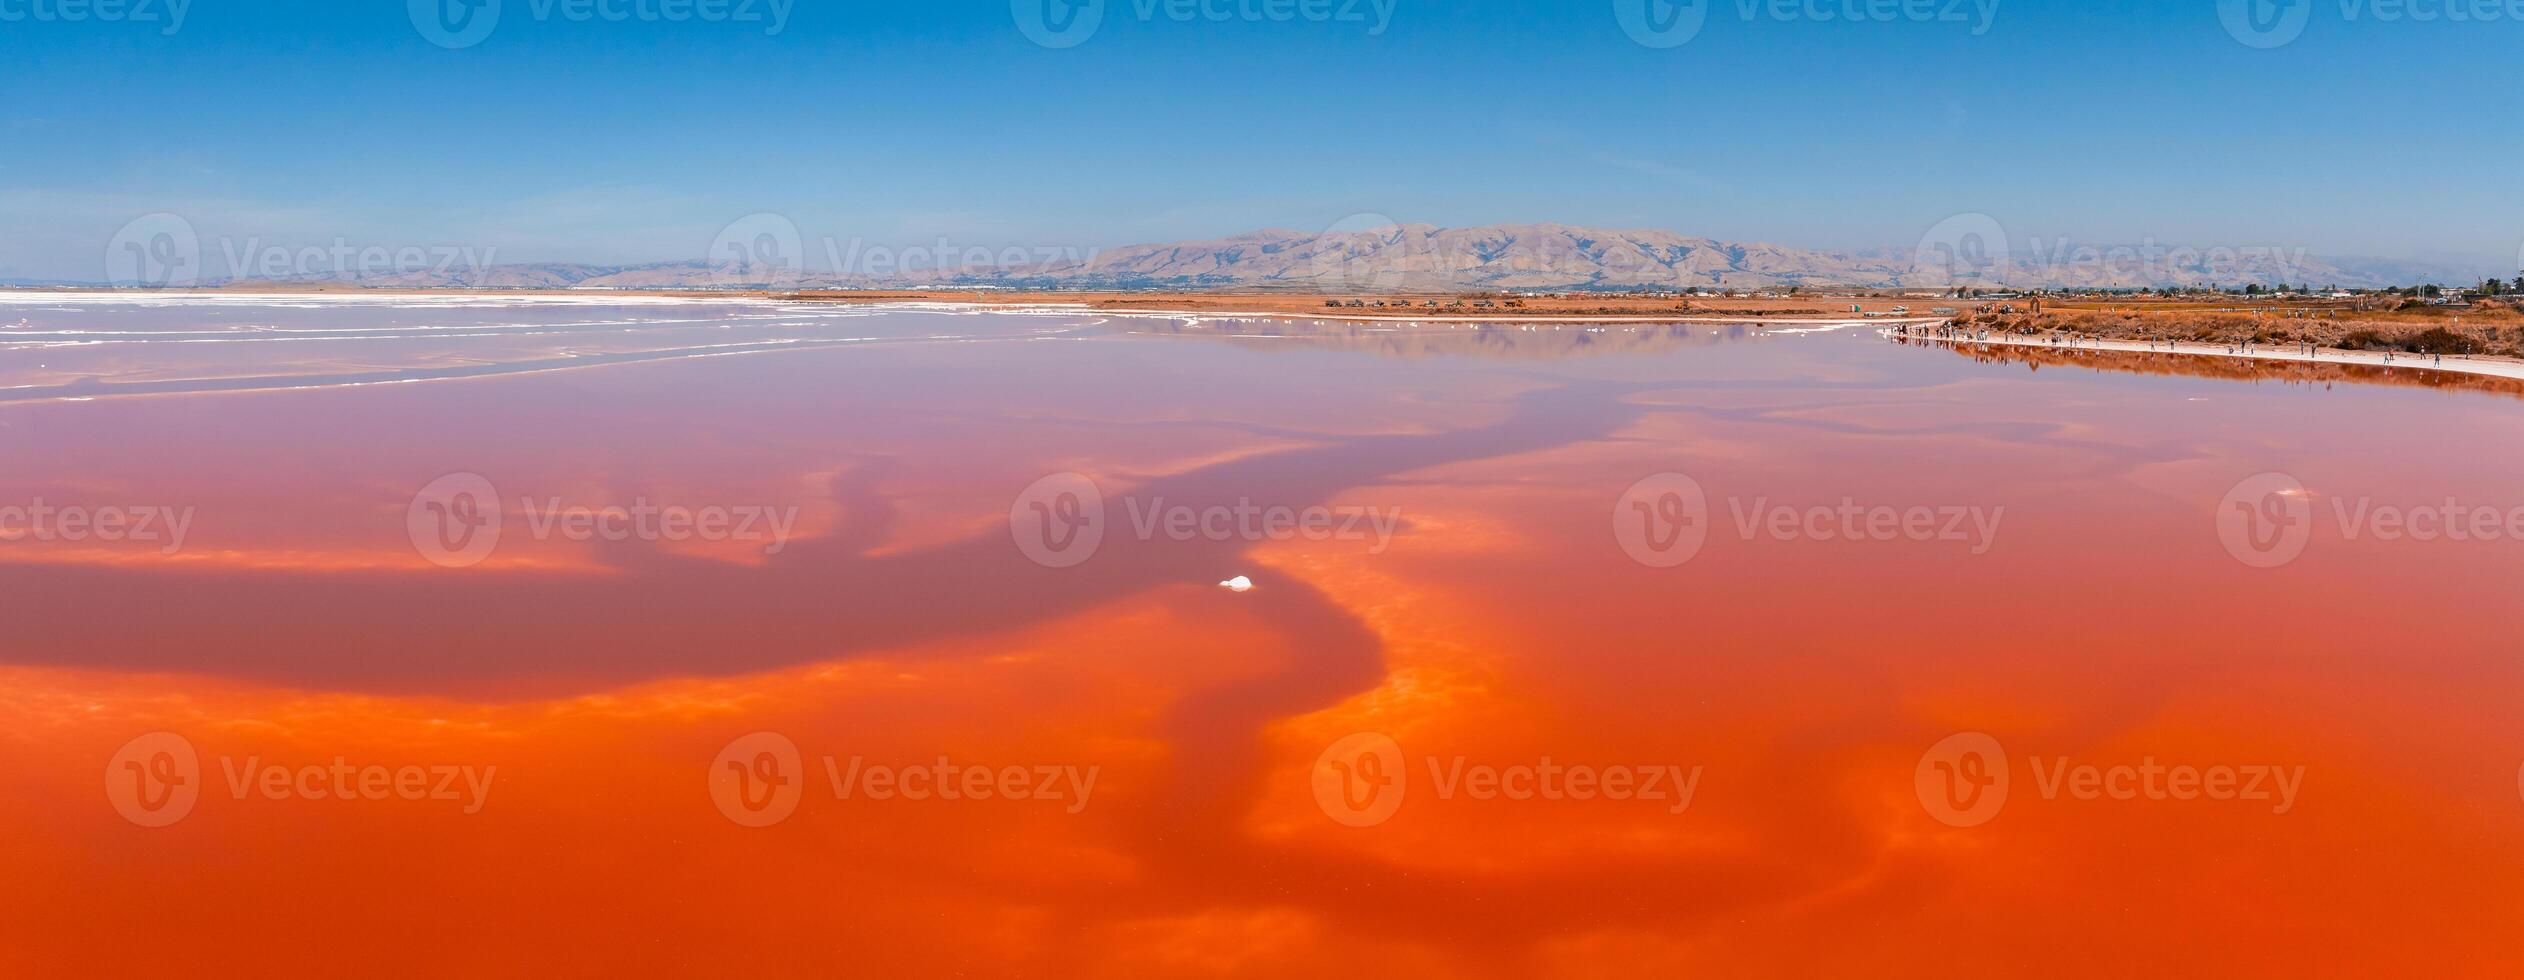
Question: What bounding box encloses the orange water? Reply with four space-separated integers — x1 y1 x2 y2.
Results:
5 301 2522 977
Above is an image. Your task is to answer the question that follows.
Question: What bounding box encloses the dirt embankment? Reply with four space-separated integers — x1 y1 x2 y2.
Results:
1955 300 2524 357
1909 336 2524 399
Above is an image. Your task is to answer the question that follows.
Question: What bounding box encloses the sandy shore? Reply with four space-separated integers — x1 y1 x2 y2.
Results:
1091 307 1933 326
1895 326 2524 383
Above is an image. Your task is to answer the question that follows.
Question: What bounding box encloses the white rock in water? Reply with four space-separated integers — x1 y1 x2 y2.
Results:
1218 575 1255 593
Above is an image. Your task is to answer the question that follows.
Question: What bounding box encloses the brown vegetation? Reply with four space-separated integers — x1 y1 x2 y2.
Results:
1912 337 2524 400
1954 302 2524 358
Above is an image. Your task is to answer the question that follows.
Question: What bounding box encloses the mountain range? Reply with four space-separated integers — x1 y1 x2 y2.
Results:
197 223 2479 292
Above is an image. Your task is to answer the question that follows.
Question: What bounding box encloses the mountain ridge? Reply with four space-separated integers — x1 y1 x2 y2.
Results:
188 223 2476 292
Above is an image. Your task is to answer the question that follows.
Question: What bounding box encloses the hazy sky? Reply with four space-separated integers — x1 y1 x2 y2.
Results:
4 0 2519 281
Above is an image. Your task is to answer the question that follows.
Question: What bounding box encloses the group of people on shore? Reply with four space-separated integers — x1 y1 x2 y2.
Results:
1895 321 2451 369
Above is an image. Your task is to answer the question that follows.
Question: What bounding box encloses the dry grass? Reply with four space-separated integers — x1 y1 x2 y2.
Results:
1957 301 2524 358
1915 337 2524 400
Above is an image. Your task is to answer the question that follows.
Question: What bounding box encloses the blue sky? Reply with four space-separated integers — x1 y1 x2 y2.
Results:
3 0 2519 281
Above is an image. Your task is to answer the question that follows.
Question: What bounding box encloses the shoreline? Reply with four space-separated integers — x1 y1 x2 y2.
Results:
880 300 1949 328
1893 325 2524 384
0 288 1955 328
